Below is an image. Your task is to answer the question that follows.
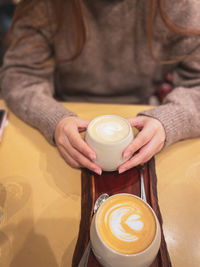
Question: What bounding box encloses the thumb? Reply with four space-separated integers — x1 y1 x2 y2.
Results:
126 116 146 129
77 118 91 131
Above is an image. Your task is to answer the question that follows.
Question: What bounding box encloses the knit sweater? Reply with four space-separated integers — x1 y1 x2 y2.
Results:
1 0 200 146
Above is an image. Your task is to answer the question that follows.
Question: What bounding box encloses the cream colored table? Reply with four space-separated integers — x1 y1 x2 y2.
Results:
0 100 200 267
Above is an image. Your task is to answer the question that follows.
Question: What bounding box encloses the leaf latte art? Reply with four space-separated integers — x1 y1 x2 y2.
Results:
97 195 156 254
89 116 130 143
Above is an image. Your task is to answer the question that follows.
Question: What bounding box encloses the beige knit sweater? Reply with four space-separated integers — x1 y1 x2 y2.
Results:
1 0 200 146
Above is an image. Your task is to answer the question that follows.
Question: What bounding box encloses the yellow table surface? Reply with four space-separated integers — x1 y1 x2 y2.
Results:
0 100 200 267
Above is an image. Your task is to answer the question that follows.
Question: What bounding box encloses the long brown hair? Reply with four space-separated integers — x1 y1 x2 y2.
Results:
9 0 86 61
148 0 200 64
8 0 200 62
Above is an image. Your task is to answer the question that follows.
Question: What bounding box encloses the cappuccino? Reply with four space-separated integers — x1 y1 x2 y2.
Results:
96 194 156 254
89 116 130 143
85 115 133 171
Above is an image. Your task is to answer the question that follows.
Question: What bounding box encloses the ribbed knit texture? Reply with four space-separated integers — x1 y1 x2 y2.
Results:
1 0 200 146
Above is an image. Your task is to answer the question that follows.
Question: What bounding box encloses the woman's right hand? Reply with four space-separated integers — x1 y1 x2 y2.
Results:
54 116 102 175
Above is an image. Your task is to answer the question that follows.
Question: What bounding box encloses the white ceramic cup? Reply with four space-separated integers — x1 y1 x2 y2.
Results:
90 193 161 267
85 115 134 171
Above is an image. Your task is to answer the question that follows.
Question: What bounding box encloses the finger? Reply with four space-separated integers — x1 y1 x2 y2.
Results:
119 135 162 173
60 139 102 175
64 128 96 161
123 124 154 159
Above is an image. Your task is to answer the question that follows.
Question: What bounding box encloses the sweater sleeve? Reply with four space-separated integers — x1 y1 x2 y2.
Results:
139 56 200 148
0 2 76 144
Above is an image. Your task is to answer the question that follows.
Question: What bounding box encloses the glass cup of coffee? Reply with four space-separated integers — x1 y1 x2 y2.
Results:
85 115 134 171
90 193 161 267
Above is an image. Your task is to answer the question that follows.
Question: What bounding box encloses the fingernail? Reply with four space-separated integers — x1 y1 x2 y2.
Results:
94 169 102 175
123 151 131 159
118 168 126 174
90 153 96 161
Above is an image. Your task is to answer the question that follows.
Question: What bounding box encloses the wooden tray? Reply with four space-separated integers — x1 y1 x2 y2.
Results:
72 158 171 267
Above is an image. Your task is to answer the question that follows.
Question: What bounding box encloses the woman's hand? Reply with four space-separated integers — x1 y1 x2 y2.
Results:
118 116 166 173
54 116 102 175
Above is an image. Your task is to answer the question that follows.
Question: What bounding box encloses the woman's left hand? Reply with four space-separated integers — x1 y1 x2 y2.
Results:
118 116 166 173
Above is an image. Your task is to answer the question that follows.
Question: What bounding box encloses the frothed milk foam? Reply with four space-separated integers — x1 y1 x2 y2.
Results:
96 194 156 254
89 116 130 143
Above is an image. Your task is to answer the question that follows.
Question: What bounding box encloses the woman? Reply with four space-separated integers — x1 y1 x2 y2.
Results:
1 0 200 175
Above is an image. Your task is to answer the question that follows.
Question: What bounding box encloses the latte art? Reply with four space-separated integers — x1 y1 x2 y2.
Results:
97 194 156 254
85 115 134 171
109 206 144 242
89 116 130 143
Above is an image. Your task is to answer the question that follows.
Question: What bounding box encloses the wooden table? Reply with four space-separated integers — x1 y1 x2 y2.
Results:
0 100 200 267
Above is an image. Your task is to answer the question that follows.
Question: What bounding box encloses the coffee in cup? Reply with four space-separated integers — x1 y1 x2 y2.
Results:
90 193 161 267
85 115 133 171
